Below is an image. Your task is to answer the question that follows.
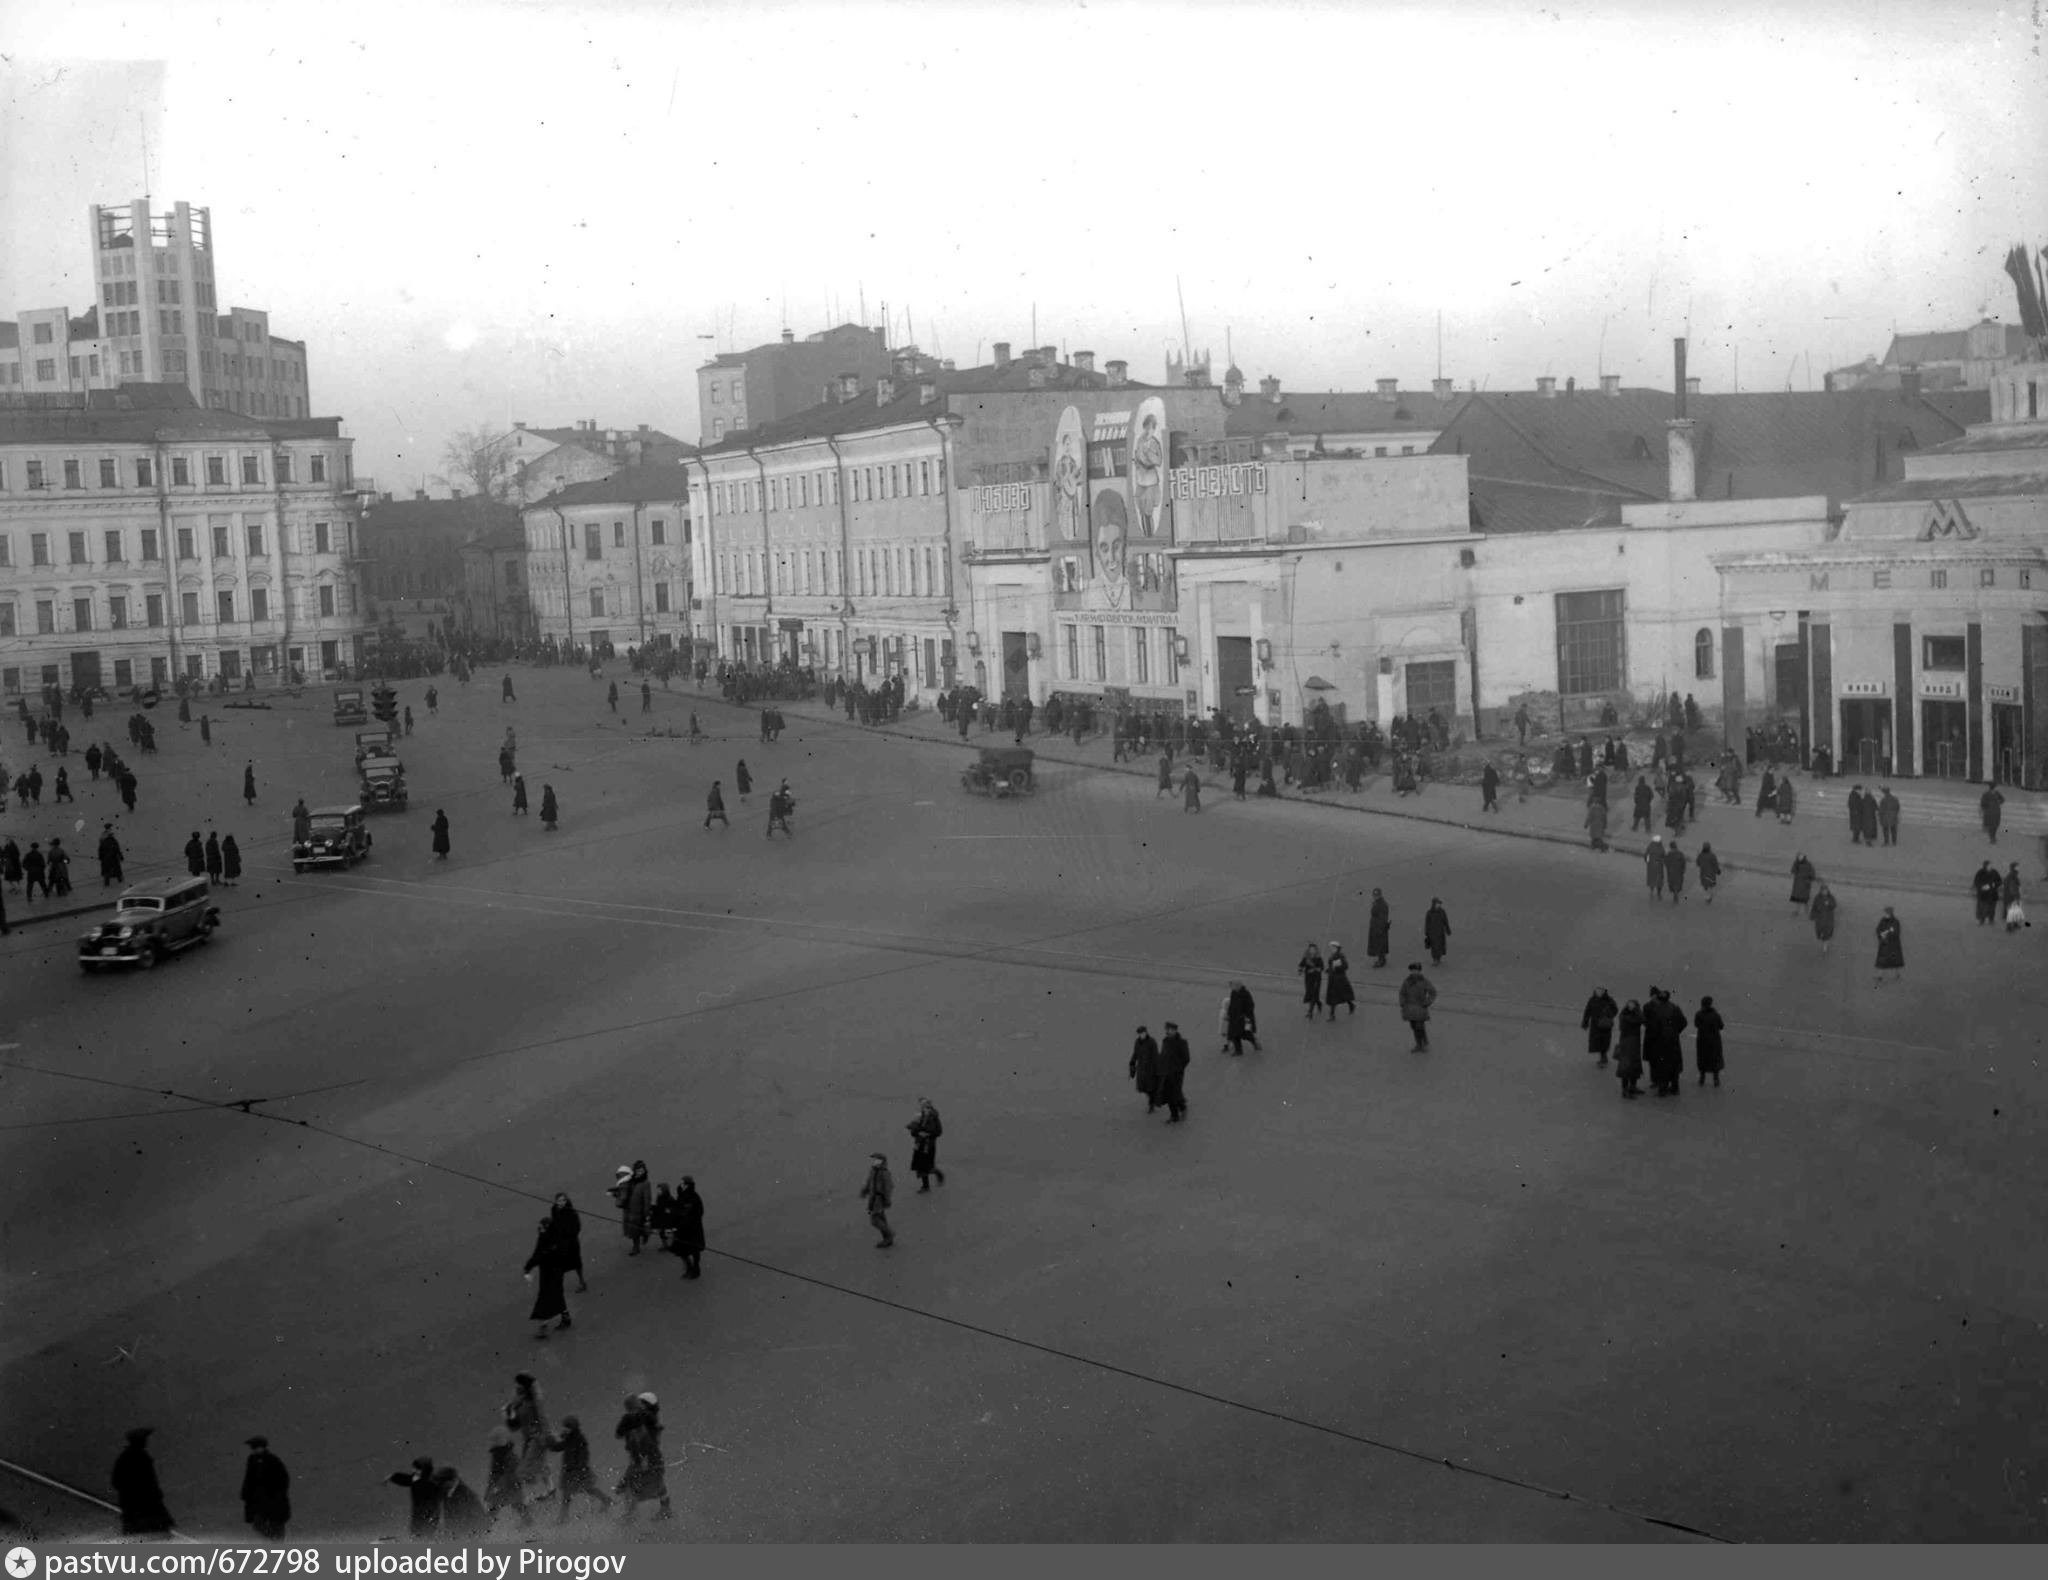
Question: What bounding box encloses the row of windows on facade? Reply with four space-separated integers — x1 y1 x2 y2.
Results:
706 379 742 405
704 459 939 518
729 626 956 687
96 277 222 316
1052 553 1172 594
6 647 346 696
0 520 346 569
537 583 683 619
0 581 350 638
567 518 677 558
94 249 213 281
711 543 949 601
0 451 336 491
1051 622 1184 688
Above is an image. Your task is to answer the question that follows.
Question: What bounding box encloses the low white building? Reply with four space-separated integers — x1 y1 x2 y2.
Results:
522 464 694 655
0 382 371 693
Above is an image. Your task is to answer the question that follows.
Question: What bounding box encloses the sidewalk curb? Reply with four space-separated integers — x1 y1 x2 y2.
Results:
777 702 2013 903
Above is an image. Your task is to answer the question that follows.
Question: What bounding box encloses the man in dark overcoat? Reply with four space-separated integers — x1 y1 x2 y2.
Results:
1632 776 1655 833
1973 860 2003 925
112 1427 175 1536
1877 786 1900 845
1157 1022 1191 1121
1398 964 1438 1050
240 1436 291 1539
1367 890 1391 967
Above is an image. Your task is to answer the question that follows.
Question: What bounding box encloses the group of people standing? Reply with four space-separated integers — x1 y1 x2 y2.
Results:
1581 986 1725 1098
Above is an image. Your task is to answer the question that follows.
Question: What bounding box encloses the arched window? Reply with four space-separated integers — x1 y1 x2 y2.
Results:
1693 627 1716 680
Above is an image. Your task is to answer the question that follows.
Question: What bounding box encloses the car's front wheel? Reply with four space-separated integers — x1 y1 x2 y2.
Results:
137 942 158 970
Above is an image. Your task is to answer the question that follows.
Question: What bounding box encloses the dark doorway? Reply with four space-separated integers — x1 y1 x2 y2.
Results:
1773 641 1808 757
1000 631 1030 701
1992 702 2024 785
1922 699 1968 778
1217 636 1256 724
1840 698 1893 777
69 650 103 693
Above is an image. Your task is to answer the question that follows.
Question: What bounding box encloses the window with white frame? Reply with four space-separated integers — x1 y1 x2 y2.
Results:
1694 627 1715 679
1133 627 1150 684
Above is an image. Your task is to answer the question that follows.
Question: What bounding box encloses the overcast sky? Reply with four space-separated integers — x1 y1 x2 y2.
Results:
3 0 2044 492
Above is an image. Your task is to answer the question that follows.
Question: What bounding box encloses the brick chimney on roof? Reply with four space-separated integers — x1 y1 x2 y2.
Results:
1431 377 1453 399
993 342 1012 370
876 376 895 405
1600 374 1621 397
1073 350 1095 373
1377 378 1399 398
1261 375 1282 403
782 328 795 344
1106 360 1127 388
1536 376 1557 398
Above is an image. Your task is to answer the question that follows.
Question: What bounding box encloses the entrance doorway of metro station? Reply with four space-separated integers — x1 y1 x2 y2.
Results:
1921 699 1968 779
1839 698 1893 777
1216 636 1256 725
1992 702 2025 786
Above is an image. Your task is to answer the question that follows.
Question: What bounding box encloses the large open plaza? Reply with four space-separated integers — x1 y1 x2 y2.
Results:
2 665 2045 1542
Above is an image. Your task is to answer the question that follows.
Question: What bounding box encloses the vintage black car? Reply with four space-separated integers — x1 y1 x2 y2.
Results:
333 686 369 726
961 745 1036 797
358 758 409 810
79 875 221 971
354 727 401 769
293 804 373 871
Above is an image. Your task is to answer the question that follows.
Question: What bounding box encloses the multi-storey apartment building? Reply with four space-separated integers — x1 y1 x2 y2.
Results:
0 200 311 418
521 464 695 655
690 371 961 686
695 324 892 445
0 383 372 695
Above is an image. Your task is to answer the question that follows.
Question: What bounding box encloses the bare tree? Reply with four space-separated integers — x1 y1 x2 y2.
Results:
437 427 522 508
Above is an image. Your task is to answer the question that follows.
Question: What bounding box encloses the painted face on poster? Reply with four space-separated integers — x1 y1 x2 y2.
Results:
1092 489 1129 609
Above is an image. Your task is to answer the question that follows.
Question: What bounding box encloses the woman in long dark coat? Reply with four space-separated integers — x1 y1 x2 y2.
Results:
1615 1000 1644 1097
1874 906 1905 983
1776 776 1797 823
1755 767 1777 816
1581 988 1618 1065
1789 853 1816 908
540 785 559 830
1128 1026 1161 1110
1323 944 1356 1018
524 1218 571 1338
1297 942 1324 1017
1811 882 1838 950
431 810 451 859
1423 899 1451 965
511 774 528 815
221 834 242 886
1694 996 1725 1087
549 1194 587 1292
1224 984 1259 1054
673 1178 706 1279
1367 890 1391 967
204 831 223 882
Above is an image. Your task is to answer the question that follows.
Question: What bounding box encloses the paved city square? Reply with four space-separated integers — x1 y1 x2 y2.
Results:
2 667 2044 1542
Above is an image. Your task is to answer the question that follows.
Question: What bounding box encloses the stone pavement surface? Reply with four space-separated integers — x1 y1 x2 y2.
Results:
3 665 2044 1543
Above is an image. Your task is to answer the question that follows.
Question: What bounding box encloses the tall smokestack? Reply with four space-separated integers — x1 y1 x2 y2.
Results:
1674 337 1688 419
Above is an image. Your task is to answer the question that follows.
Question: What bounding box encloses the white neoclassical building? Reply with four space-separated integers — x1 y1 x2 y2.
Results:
0 382 373 694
